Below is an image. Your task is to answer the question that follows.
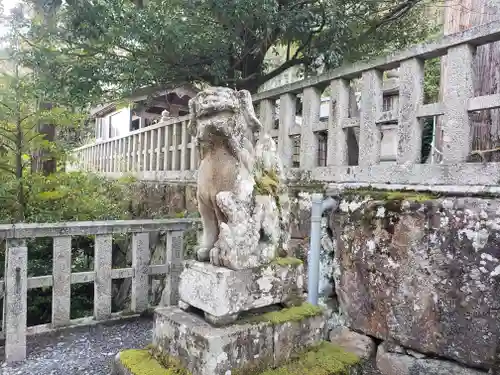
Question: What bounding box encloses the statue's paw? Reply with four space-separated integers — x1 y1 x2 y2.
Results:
219 246 231 268
209 246 221 267
196 247 210 262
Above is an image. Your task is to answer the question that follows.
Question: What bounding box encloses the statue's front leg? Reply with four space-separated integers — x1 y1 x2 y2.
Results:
197 201 219 262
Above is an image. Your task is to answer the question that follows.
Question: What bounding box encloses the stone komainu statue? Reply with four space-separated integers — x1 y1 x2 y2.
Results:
187 87 290 270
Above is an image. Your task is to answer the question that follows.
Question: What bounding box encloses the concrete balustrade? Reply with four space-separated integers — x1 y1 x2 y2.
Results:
0 218 199 363
70 20 500 187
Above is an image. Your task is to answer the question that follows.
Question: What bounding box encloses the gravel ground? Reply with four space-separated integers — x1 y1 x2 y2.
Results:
0 317 153 375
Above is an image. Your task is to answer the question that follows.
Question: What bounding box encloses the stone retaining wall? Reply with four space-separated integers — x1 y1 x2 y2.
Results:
327 191 500 374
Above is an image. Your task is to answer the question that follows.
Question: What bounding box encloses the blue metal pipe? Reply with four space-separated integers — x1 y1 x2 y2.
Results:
307 193 339 306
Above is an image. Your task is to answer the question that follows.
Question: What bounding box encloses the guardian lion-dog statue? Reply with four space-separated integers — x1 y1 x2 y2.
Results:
187 87 290 270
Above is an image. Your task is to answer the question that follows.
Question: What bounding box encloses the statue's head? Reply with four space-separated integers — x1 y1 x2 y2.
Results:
187 87 262 143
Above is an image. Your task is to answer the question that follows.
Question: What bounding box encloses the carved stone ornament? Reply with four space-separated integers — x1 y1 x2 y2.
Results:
187 86 290 270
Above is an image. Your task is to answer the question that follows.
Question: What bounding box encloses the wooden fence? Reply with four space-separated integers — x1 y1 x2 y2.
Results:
0 218 197 363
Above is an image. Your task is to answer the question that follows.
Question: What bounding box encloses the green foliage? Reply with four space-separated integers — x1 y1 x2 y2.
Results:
20 0 436 103
421 57 441 163
0 171 133 223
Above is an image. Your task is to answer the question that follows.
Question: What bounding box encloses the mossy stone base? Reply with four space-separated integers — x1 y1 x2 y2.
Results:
113 342 361 375
152 303 326 375
178 259 304 324
112 350 190 375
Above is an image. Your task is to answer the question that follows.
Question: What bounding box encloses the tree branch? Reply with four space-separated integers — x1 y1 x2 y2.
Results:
360 0 425 37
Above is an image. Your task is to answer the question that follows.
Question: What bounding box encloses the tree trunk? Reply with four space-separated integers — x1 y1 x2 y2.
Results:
31 102 56 175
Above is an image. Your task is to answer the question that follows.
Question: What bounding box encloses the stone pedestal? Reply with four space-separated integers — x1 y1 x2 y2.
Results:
178 259 304 325
112 257 325 375
152 305 326 375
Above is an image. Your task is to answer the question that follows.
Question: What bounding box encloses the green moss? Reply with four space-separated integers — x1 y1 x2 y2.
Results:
254 169 281 197
343 187 439 203
271 257 303 267
258 342 360 375
289 181 327 194
244 303 322 325
119 349 192 375
234 342 360 375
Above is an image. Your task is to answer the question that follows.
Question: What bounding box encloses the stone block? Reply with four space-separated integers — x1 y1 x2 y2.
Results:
376 343 485 375
153 304 326 375
330 195 500 370
113 341 365 375
329 327 376 361
178 259 304 324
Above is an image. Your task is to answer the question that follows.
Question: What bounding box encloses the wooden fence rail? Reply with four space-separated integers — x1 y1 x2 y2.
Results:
0 218 198 363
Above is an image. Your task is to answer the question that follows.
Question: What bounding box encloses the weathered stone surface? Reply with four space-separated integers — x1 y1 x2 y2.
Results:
189 87 290 270
153 305 326 375
129 182 190 218
290 191 312 239
376 343 485 375
178 260 304 321
330 194 500 369
329 327 376 361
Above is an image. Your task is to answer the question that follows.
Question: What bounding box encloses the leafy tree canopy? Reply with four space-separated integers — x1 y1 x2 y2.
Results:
20 0 436 105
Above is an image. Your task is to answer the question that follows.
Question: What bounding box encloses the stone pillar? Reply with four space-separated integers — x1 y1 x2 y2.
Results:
52 236 71 328
359 69 383 166
301 86 321 169
397 58 425 164
442 43 475 163
259 98 275 133
94 234 112 320
161 230 184 306
328 79 350 166
4 239 27 363
131 232 150 313
278 93 295 168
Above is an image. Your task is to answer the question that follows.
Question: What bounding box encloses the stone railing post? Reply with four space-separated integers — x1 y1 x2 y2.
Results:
132 134 138 172
259 98 275 133
180 121 188 170
156 129 162 172
163 125 171 171
131 232 150 313
141 132 147 172
301 86 321 169
148 129 154 171
172 124 178 170
397 58 425 164
328 78 350 166
4 239 28 363
278 93 295 168
161 230 184 306
94 234 112 320
442 44 475 163
359 69 383 166
52 236 72 328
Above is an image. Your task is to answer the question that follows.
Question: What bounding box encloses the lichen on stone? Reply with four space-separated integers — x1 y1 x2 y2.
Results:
244 303 323 325
235 341 360 375
270 257 303 267
118 349 192 375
